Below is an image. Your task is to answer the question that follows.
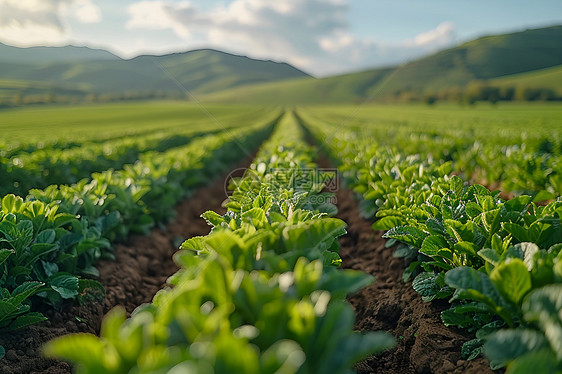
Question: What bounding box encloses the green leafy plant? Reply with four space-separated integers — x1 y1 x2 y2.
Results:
43 111 395 372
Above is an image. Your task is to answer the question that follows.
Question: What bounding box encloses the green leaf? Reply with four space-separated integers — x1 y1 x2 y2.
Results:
0 300 17 319
10 312 47 330
503 223 530 243
241 208 268 228
2 194 23 213
323 251 342 267
30 243 58 264
507 349 559 374
522 284 562 360
445 267 511 324
478 248 500 266
100 306 126 343
461 339 483 360
384 225 427 248
483 329 548 368
179 236 209 253
503 195 532 213
420 235 448 256
441 308 474 328
50 274 79 299
465 202 483 219
372 216 403 231
53 213 78 228
516 242 540 271
43 333 114 369
201 211 225 227
11 281 45 306
0 219 17 241
444 219 474 243
0 345 4 359
533 190 556 203
425 217 445 235
450 175 464 197
0 248 13 266
36 229 56 244
412 272 442 301
453 241 479 257
283 218 347 254
441 303 490 328
481 208 501 235
260 340 305 373
490 259 531 304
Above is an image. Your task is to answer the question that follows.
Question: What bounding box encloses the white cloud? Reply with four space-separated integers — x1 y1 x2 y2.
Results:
126 0 457 75
127 0 349 73
406 21 456 48
0 0 458 75
71 0 102 24
0 0 102 46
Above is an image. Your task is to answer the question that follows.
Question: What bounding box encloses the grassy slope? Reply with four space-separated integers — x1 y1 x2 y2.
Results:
490 65 562 94
204 67 395 104
205 25 562 104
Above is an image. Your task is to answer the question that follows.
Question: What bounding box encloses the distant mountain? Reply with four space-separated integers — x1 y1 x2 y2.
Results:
0 46 310 97
0 43 120 64
204 25 562 104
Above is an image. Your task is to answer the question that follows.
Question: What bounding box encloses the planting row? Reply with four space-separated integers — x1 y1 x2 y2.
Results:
0 112 279 357
43 111 395 373
0 108 273 196
299 107 562 198
300 110 562 373
0 104 269 159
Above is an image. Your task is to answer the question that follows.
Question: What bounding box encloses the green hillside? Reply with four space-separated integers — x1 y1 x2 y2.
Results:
205 25 562 104
490 64 562 95
2 25 561 105
204 67 394 104
0 48 310 97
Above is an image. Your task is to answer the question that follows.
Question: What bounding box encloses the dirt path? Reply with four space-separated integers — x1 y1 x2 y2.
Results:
0 157 251 374
334 185 495 374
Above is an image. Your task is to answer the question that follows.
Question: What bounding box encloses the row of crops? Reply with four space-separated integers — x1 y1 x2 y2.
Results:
40 111 395 373
0 108 279 356
297 107 562 373
0 107 273 196
1 103 561 373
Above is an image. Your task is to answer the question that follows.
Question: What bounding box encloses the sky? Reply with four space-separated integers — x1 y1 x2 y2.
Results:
0 0 561 76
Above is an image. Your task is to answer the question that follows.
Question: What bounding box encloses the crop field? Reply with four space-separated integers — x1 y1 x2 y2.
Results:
0 101 561 374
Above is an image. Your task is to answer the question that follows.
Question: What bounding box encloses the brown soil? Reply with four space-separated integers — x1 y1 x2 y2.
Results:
0 158 250 374
334 186 496 374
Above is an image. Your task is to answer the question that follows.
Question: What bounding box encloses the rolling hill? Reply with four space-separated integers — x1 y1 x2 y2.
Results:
1 24 561 105
0 43 119 64
0 48 310 97
204 25 562 104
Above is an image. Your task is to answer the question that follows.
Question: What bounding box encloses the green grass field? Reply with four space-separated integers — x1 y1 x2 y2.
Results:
0 101 264 144
300 102 562 133
3 101 560 144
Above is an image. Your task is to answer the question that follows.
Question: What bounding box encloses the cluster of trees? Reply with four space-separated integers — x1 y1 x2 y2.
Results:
0 90 188 108
391 81 561 105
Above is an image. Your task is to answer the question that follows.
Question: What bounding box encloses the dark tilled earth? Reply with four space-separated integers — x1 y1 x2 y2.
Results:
334 185 495 374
